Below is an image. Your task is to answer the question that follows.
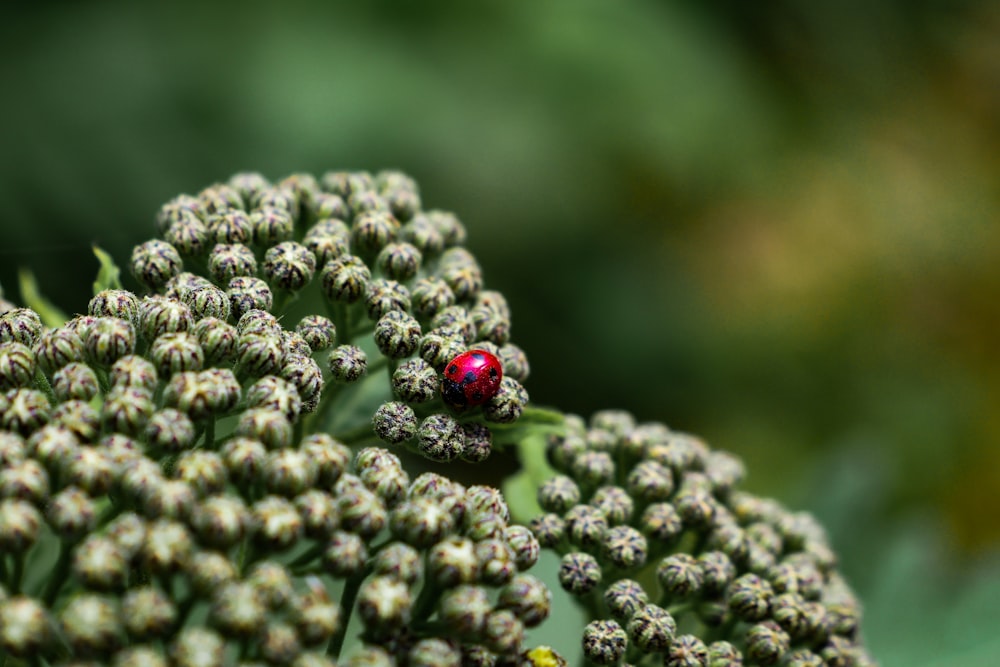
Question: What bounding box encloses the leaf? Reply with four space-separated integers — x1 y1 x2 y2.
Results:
18 269 68 327
92 245 123 294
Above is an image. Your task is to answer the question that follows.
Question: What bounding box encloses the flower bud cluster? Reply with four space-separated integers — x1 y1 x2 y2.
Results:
533 410 877 667
0 170 562 665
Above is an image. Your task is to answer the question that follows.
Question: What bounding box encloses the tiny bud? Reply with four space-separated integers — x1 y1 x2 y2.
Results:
227 276 274 321
602 525 648 570
657 554 704 600
558 552 601 595
321 255 371 304
665 635 709 667
59 593 124 657
581 619 627 666
417 413 465 462
365 278 410 320
357 576 412 629
121 586 177 640
605 579 648 622
51 362 100 402
263 241 317 292
374 310 421 358
327 344 368 383
131 239 182 288
296 314 336 351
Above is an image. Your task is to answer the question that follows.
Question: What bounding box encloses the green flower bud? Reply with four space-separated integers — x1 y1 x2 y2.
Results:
141 519 193 573
63 447 115 496
482 608 523 656
295 314 336 351
417 413 465 462
407 277 453 321
591 486 634 526
108 354 158 392
59 594 124 657
299 433 350 487
626 460 675 503
0 596 53 658
475 538 517 586
33 326 85 373
374 310 421 358
357 576 412 630
312 191 348 220
409 638 460 667
252 186 296 213
207 582 261 640
193 317 238 365
347 543 409 592
458 423 491 463
603 525 648 570
390 357 438 403
85 317 135 366
292 580 341 647
49 362 98 402
156 194 201 232
0 498 42 553
227 276 273 321
131 239 182 288
783 649 822 667
104 512 147 561
182 284 232 321
336 484 387 539
745 621 790 666
209 242 258 287
727 573 773 622
99 386 152 437
604 579 648 623
247 375 302 423
376 242 422 281
142 479 195 519
0 308 42 346
496 343 529 382
288 491 336 540
143 408 195 454
301 221 349 269
0 458 49 504
236 333 284 378
48 400 97 441
164 272 213 301
657 553 704 600
697 551 736 596
2 388 50 435
206 210 253 244
350 211 398 256
480 376 525 424
564 504 608 552
418 327 467 371
164 216 210 255
497 574 551 627
665 634 709 667
259 621 302 665
191 495 250 548
163 369 241 421
189 553 238 598
47 486 96 541
228 171 270 201
427 535 478 587
247 560 294 608
328 344 367 383
365 278 410 320
581 619 626 666
372 401 417 444
199 182 244 216
139 296 194 341
263 241 317 292
322 530 368 577
558 552 601 595
170 627 226 667
321 254 370 304
71 535 127 591
252 207 295 246
89 289 140 324
252 495 303 551
627 603 676 654
705 519 748 564
264 449 317 497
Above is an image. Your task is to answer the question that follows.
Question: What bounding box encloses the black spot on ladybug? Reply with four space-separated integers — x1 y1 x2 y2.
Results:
463 371 476 383
441 379 467 407
448 364 458 375
471 391 483 401
488 368 498 379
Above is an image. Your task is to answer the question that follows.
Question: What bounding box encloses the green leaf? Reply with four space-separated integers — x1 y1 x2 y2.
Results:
92 245 123 294
18 269 68 327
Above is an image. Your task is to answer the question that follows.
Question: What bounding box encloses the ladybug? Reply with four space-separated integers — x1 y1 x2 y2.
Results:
441 349 503 408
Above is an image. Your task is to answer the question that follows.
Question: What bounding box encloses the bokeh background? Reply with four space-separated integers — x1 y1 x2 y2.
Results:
2 1 999 663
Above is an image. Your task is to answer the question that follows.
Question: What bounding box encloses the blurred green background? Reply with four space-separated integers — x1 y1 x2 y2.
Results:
2 1 999 663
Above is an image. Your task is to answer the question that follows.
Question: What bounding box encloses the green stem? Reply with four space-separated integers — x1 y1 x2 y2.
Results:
34 369 57 406
327 573 365 659
42 540 74 606
201 417 216 449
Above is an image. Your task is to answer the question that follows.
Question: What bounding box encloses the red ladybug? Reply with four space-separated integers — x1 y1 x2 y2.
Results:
441 349 503 408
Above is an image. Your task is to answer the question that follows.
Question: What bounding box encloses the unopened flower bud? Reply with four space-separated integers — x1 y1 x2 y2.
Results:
131 239 182 288
263 241 317 292
417 414 465 462
327 344 367 383
321 255 370 304
558 552 601 595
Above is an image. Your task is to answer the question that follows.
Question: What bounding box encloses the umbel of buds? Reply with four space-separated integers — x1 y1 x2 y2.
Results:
0 170 559 666
533 409 878 666
0 169 876 666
